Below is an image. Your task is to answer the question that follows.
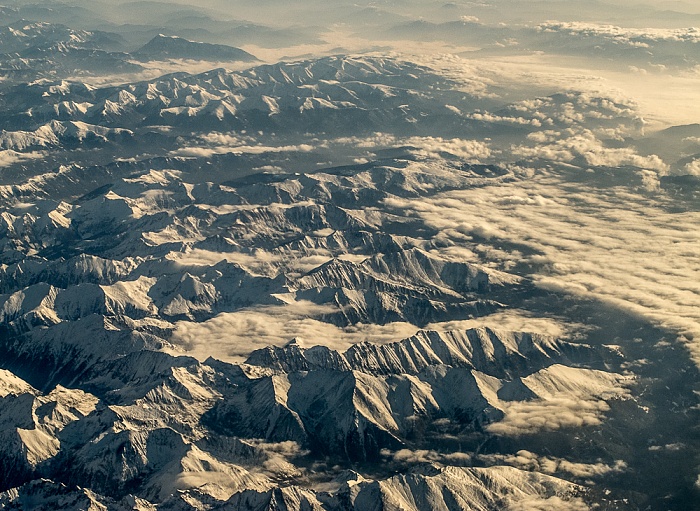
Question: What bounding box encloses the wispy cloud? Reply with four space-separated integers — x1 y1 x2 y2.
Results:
512 129 668 173
481 450 627 479
381 448 472 466
505 495 590 511
538 22 700 46
0 150 44 168
171 143 315 158
170 300 421 362
487 398 614 436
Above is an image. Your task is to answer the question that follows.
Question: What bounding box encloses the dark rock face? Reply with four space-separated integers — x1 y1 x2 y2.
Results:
134 34 258 62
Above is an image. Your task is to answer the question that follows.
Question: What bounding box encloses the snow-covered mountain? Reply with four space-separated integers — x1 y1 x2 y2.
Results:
0 21 142 81
245 326 615 377
0 133 645 506
0 21 125 54
1 465 586 511
0 121 133 151
0 22 257 83
0 325 628 507
1 56 471 133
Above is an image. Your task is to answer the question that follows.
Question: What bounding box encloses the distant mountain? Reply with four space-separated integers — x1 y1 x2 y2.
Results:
0 22 260 83
0 20 127 54
134 34 258 62
0 21 140 81
0 56 507 137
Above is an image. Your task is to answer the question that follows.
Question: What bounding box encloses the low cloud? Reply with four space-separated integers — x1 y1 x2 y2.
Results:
683 159 700 176
169 131 317 158
333 133 491 162
244 440 309 480
171 143 314 158
487 398 613 436
582 147 668 172
382 448 471 466
512 129 668 173
171 131 490 163
557 459 627 478
486 365 631 436
74 59 255 88
423 309 589 341
404 136 492 161
481 450 627 479
468 111 542 127
168 248 333 277
538 22 700 46
171 301 420 362
169 289 586 363
506 495 590 511
648 443 685 452
0 150 44 168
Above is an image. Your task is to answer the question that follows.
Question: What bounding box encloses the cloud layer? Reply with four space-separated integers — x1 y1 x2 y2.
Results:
171 301 422 361
385 165 700 367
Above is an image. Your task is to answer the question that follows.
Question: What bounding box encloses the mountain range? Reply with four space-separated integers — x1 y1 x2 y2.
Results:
0 8 698 509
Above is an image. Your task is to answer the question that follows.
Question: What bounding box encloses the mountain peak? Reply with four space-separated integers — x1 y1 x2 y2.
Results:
134 34 258 62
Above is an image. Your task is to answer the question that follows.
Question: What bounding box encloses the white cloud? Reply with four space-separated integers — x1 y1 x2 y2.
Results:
512 129 668 173
527 131 562 143
506 495 590 511
404 136 491 161
468 111 542 127
423 309 589 341
72 59 255 88
165 278 586 360
332 133 491 161
384 448 471 466
486 450 628 479
239 440 309 480
648 443 685 452
683 159 700 176
558 459 627 478
582 147 668 173
537 22 700 46
169 130 490 163
170 301 421 362
417 51 700 128
0 150 44 168
171 143 314 158
166 131 319 158
487 398 613 436
167 248 333 277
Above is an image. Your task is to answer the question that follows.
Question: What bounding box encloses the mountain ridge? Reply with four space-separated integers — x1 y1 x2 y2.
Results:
133 34 258 62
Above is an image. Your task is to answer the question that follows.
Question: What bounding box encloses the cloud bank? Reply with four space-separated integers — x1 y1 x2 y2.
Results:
385 168 700 368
